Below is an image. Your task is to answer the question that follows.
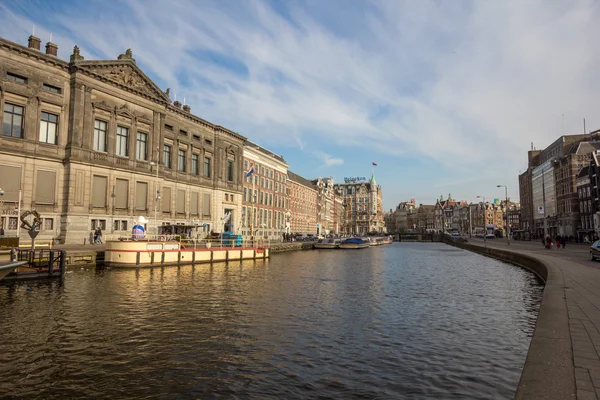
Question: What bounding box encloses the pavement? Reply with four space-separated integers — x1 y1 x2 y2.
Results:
466 237 600 399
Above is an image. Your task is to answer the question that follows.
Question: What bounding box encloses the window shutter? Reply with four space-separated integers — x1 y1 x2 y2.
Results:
92 175 108 207
177 189 185 214
135 182 147 211
202 193 211 216
115 179 129 209
0 165 22 202
191 192 199 215
162 187 171 212
35 170 56 204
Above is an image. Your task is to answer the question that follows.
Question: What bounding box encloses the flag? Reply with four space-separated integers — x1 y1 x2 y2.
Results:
245 163 254 178
372 162 377 166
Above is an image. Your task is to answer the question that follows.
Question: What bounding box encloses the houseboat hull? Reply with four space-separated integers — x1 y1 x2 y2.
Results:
104 240 269 267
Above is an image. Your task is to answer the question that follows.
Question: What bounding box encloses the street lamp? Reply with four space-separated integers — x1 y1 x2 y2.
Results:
497 185 510 246
0 188 4 234
477 195 487 247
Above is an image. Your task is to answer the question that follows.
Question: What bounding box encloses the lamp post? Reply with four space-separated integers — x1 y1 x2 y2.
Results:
497 185 510 245
0 188 4 234
477 195 487 247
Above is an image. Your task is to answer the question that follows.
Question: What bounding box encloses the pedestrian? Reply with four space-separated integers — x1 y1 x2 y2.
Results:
555 234 562 249
0 226 4 237
545 235 552 249
560 235 566 249
94 227 103 244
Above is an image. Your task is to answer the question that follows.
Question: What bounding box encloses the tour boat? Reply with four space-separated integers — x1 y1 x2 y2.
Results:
381 236 393 244
314 238 342 249
368 237 385 246
104 236 270 268
339 237 370 249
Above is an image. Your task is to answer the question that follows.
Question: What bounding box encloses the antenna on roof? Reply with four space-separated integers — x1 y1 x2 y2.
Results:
49 33 53 42
174 93 177 101
584 118 587 134
531 142 533 150
32 25 35 35
183 97 186 105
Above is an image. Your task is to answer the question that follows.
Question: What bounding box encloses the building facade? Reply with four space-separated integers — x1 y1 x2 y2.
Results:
0 36 245 243
287 171 317 234
576 165 595 241
333 174 385 234
241 142 289 240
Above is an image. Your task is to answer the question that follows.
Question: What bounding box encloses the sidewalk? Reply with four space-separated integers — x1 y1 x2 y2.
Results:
466 238 600 400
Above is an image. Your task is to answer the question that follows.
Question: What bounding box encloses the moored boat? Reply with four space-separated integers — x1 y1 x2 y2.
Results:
104 235 270 267
368 237 385 246
314 238 342 249
0 262 23 281
339 237 370 249
381 235 393 244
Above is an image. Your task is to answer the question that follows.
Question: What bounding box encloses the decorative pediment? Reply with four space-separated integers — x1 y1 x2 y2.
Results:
116 103 135 119
225 145 237 156
92 100 114 113
75 59 171 104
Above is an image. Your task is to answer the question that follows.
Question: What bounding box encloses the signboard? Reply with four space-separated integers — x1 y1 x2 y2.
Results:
537 206 544 215
494 198 500 205
344 177 366 183
164 243 180 250
147 243 163 250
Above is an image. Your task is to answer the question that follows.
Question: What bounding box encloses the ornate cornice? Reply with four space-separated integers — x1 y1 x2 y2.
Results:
0 38 69 72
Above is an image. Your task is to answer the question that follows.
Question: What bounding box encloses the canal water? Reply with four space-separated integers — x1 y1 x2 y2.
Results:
0 243 542 399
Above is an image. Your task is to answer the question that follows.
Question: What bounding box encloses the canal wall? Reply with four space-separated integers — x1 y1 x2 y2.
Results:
442 237 574 400
269 242 315 253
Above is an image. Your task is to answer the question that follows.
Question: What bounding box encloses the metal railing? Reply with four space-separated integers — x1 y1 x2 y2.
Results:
10 248 66 277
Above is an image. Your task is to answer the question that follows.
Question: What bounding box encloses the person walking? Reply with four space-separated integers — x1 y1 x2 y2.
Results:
94 227 103 244
555 234 562 249
560 235 567 249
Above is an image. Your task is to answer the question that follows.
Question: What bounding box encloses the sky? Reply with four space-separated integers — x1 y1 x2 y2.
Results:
2 0 600 210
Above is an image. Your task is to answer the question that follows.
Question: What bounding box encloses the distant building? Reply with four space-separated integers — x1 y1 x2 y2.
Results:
333 174 384 234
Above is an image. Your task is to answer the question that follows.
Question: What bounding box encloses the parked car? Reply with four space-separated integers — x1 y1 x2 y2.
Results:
590 240 600 261
451 231 460 237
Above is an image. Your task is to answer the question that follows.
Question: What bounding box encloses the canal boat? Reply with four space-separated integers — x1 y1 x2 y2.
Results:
368 237 385 246
381 236 393 244
339 237 370 249
104 235 270 267
314 238 342 249
0 262 22 281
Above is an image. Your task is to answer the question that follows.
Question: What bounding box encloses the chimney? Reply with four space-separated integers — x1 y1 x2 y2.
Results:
45 41 58 57
173 100 182 109
182 105 191 113
28 35 41 50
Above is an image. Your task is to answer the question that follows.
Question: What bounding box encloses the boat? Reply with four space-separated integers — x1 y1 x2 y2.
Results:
314 238 342 249
381 235 393 244
339 237 370 249
104 235 270 267
0 262 22 281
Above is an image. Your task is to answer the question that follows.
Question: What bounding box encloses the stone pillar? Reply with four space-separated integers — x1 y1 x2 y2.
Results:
68 81 86 149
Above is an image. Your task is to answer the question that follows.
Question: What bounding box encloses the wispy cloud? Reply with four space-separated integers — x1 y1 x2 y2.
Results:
2 0 600 205
314 151 344 167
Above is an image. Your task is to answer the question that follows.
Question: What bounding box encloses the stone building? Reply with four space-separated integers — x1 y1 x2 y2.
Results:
241 141 289 241
576 165 595 240
311 177 335 236
0 36 245 243
333 174 384 234
416 204 435 232
287 171 317 234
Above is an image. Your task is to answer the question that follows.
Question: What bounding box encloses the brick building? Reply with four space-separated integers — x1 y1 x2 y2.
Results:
287 171 317 234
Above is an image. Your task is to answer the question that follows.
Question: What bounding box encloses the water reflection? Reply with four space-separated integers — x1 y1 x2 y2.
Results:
0 243 542 399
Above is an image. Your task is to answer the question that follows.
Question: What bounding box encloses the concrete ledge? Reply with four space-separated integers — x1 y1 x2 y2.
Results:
270 242 315 253
443 238 575 400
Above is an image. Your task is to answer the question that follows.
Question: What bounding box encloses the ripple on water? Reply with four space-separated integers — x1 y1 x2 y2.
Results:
0 243 542 399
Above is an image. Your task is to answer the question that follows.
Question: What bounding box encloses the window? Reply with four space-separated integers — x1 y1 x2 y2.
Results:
178 149 186 172
191 154 199 175
177 189 185 214
163 145 172 168
179 130 187 136
91 219 106 230
93 120 107 152
92 175 108 208
116 126 129 157
42 83 61 94
204 157 211 177
44 218 54 231
205 139 212 146
39 112 58 144
8 217 18 230
3 103 24 138
193 134 201 141
136 132 148 160
6 72 27 83
227 160 234 181
115 179 129 209
244 160 248 170
135 182 148 211
165 124 173 131
203 193 211 216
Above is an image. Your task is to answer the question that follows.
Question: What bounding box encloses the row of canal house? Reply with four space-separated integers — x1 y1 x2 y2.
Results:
0 34 357 243
519 132 600 240
385 198 521 235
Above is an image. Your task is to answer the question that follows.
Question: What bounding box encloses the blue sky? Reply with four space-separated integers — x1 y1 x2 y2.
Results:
2 0 600 209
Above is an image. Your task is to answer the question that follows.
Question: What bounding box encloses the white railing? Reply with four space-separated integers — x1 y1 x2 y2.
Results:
103 234 269 249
